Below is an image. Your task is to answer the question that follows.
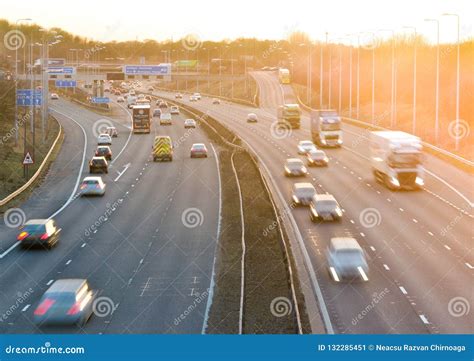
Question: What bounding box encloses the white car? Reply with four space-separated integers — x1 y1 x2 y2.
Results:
148 86 154 91
184 119 196 129
80 176 106 196
106 126 118 138
193 92 201 100
189 95 197 102
284 158 308 177
170 106 180 115
190 143 208 158
50 93 59 100
326 237 369 282
291 183 316 206
297 140 317 155
212 98 220 105
247 113 258 123
307 150 329 167
97 134 112 145
116 96 125 103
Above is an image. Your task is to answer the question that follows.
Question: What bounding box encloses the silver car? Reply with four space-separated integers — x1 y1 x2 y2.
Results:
307 150 328 167
326 238 369 282
80 176 106 196
309 194 342 222
291 182 316 206
297 140 317 155
284 158 308 177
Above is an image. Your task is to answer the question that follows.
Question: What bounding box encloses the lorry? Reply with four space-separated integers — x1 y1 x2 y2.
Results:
277 104 301 129
132 104 151 134
278 68 290 84
152 136 173 162
369 131 424 190
310 109 343 147
127 95 137 109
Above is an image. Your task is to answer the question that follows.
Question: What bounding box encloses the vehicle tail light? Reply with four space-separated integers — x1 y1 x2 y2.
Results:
96 184 101 189
80 184 86 190
40 233 49 240
67 302 81 315
17 231 29 241
34 298 56 315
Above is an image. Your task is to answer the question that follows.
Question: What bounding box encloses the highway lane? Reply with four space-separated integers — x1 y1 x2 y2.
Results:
151 80 472 334
1 98 220 334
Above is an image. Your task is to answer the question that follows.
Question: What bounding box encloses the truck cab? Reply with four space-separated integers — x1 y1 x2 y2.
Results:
310 110 343 147
277 104 301 129
370 131 424 190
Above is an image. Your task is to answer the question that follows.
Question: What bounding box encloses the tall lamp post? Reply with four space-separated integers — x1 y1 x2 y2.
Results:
403 26 417 135
442 13 461 150
424 18 440 144
378 29 395 127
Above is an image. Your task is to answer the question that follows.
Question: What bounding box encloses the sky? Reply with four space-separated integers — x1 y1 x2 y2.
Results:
1 0 472 43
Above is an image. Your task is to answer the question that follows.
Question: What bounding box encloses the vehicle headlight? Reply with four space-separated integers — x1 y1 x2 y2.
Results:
324 157 329 162
321 139 327 145
415 177 424 186
292 195 299 203
335 208 342 216
284 167 290 173
390 177 400 187
337 139 342 144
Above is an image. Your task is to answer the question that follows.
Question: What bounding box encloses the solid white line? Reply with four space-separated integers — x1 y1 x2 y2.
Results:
358 266 369 281
46 279 54 286
399 286 408 295
329 267 340 282
21 304 30 312
201 143 222 334
424 169 473 207
419 315 430 324
65 259 72 265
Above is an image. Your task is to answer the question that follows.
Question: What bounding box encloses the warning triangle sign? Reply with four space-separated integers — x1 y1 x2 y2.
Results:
23 152 34 165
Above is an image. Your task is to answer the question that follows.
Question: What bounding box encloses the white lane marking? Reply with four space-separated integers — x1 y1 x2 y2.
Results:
370 246 376 252
65 259 72 265
202 143 222 334
465 262 474 269
419 315 430 324
46 279 54 286
399 286 408 295
114 162 131 182
81 243 86 248
350 219 355 224
428 231 434 236
329 267 340 282
399 208 404 212
387 198 391 202
21 304 31 312
360 232 366 237
383 264 390 271
424 169 474 207
358 266 369 281
413 218 418 223
444 244 451 251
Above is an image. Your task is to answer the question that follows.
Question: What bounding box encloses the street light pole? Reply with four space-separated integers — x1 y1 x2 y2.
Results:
356 34 361 119
378 29 395 127
425 18 440 144
442 13 460 150
403 26 417 135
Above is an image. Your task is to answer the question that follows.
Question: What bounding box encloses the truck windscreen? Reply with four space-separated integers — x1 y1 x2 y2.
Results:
388 153 422 168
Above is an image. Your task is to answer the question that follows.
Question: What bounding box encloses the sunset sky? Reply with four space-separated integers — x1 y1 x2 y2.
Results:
1 0 472 43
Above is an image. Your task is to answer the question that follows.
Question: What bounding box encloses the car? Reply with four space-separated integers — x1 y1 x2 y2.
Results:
160 113 172 125
212 98 220 105
137 93 145 100
170 106 180 115
158 101 168 109
95 145 112 160
33 279 97 326
307 150 329 167
97 134 112 145
189 95 197 102
190 143 208 158
193 92 201 100
247 113 258 123
297 140 317 155
309 194 342 222
326 238 369 282
153 108 162 118
117 96 125 103
114 90 121 96
148 86 154 91
50 93 59 100
80 176 106 196
175 93 183 99
284 158 308 177
155 99 162 106
291 183 316 206
261 66 270 71
17 219 61 249
129 90 136 96
104 88 110 93
89 156 108 174
184 119 197 128
106 126 118 138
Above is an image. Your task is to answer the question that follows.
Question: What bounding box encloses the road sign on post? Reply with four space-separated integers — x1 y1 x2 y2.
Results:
123 65 170 75
55 80 77 88
47 66 76 75
91 97 110 104
23 152 34 165
16 89 43 106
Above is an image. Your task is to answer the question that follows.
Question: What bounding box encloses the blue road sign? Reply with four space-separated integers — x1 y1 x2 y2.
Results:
16 89 43 106
123 65 170 75
55 80 77 88
91 97 110 104
47 66 75 74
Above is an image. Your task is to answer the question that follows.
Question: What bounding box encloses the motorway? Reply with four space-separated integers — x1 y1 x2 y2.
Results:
150 71 473 334
0 97 220 333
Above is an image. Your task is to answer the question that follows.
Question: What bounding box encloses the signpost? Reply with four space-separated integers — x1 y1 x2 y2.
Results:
16 89 43 106
55 80 77 88
123 65 170 75
91 97 110 104
23 151 34 179
47 66 76 75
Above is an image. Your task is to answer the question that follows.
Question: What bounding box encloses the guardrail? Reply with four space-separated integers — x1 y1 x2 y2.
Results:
0 118 62 207
294 92 474 171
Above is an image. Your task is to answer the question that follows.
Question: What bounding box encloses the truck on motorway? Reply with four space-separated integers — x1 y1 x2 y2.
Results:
152 136 173 161
278 68 290 84
310 109 343 147
127 95 137 109
132 104 151 134
369 131 424 190
277 104 301 129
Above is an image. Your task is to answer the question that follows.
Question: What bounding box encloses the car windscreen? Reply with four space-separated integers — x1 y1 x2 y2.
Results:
335 250 365 265
316 200 338 211
287 161 303 168
23 224 46 234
